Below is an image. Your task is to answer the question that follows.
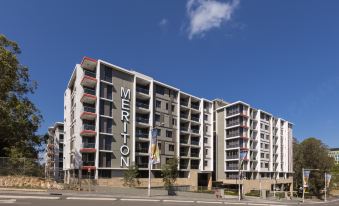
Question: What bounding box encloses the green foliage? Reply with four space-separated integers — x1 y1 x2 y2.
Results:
123 165 140 187
161 158 178 190
0 34 43 159
330 164 339 189
293 137 335 196
245 190 260 197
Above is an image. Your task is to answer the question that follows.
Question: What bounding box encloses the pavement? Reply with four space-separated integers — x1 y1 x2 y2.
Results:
0 187 338 206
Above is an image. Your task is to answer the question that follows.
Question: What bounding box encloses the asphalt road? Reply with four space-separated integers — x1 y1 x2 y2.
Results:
1 198 339 206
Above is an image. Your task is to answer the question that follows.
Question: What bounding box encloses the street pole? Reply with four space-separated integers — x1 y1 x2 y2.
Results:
148 160 151 197
274 174 276 198
324 172 327 202
302 168 305 203
259 174 262 198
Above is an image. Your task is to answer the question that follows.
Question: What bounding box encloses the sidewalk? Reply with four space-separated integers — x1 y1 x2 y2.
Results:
1 187 338 205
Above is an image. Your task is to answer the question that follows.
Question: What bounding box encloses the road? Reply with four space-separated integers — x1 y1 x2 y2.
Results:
0 194 339 206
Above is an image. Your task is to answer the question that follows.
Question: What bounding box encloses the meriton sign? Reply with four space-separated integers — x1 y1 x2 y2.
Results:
120 87 131 167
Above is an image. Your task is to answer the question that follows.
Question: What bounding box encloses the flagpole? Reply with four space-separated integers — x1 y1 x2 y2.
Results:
148 159 151 197
302 168 305 203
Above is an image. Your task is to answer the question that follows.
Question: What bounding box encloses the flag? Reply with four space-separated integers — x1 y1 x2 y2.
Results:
303 170 311 188
240 151 247 160
325 173 332 188
150 128 160 164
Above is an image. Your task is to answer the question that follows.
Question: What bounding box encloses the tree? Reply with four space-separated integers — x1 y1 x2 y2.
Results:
293 137 335 197
123 165 140 187
0 34 43 159
161 158 178 195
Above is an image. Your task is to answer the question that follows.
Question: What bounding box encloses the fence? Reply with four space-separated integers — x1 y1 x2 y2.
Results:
0 157 44 177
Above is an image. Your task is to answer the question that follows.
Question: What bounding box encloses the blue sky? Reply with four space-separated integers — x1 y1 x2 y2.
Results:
1 0 338 147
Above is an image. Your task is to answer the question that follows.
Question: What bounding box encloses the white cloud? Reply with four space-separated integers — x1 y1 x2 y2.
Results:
159 18 168 27
186 0 240 39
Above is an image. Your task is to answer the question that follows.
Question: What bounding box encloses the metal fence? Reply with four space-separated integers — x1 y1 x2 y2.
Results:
0 157 44 177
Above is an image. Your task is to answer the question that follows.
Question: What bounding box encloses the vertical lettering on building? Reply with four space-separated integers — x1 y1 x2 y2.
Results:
120 87 131 167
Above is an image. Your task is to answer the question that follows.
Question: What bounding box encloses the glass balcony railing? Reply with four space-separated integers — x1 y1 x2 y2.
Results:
136 116 149 124
84 70 96 78
82 161 95 166
83 88 96 95
136 102 149 109
191 104 200 110
180 139 189 144
191 140 200 145
136 147 149 153
191 153 200 158
136 132 149 138
82 143 96 148
83 106 95 113
82 124 95 131
191 116 200 122
180 100 189 107
226 155 239 159
191 129 200 134
136 87 149 94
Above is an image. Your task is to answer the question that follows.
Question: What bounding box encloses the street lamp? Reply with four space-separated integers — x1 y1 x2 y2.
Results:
302 168 320 203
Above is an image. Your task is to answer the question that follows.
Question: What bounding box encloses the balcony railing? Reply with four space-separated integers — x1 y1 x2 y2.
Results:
83 88 96 95
191 140 200 145
83 106 95 113
136 116 149 124
191 116 200 122
180 100 189 107
191 104 199 110
99 144 112 151
226 155 239 159
226 144 239 149
191 129 199 134
136 132 149 138
191 164 200 169
180 138 189 144
136 87 149 94
180 152 189 156
191 153 200 158
136 147 149 153
82 143 95 148
180 113 189 119
99 162 112 168
82 124 95 131
137 163 148 168
82 161 95 166
84 70 96 78
180 127 189 132
226 166 239 170
136 102 149 109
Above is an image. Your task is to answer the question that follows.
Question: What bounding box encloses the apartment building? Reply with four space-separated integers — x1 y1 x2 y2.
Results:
214 100 293 193
45 122 64 181
63 57 213 183
329 148 339 165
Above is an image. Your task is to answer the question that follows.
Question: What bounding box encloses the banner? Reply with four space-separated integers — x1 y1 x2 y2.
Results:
240 151 247 160
325 173 332 188
303 170 311 188
150 128 160 164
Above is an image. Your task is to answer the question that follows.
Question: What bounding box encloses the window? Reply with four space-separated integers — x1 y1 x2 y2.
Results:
205 149 208 155
100 101 112 116
172 118 176 125
204 114 208 121
155 114 160 122
205 126 208 132
204 160 208 167
100 84 113 100
166 130 172 138
156 100 161 108
171 105 175 112
169 144 175 151
166 103 169 110
158 143 162 150
157 128 161 136
204 138 208 144
101 66 112 83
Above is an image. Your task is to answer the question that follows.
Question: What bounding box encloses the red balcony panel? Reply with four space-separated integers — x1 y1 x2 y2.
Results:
80 94 97 104
240 147 249 151
80 148 96 153
80 112 96 120
80 76 97 88
81 57 97 71
80 130 96 137
240 136 249 140
81 166 96 171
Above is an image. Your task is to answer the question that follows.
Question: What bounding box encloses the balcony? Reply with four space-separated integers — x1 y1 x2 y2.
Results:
191 128 200 134
191 139 200 146
191 104 200 110
226 155 239 159
180 127 189 133
180 138 189 145
81 88 96 104
180 100 189 107
191 162 200 169
80 143 96 153
81 56 97 71
81 70 97 88
226 144 239 149
80 124 96 137
226 166 239 170
136 87 149 95
191 152 200 158
136 131 149 140
191 116 200 123
136 116 149 126
80 106 96 120
135 147 149 154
